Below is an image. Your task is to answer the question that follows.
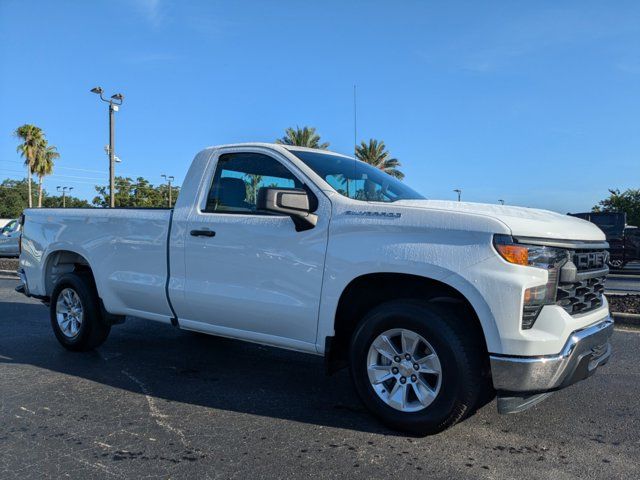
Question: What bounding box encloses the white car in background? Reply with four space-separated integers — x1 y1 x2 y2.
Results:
0 218 21 257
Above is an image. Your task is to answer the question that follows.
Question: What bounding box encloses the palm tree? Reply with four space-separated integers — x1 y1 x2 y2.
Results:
14 124 44 208
276 126 329 149
244 173 262 205
355 139 404 180
33 142 59 207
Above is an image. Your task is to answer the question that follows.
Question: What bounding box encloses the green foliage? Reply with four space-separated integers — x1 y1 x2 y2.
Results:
34 143 60 207
0 178 88 217
14 125 44 171
355 139 404 180
593 189 640 226
14 124 45 208
42 195 90 209
276 126 329 149
0 179 33 218
92 176 179 208
14 124 60 208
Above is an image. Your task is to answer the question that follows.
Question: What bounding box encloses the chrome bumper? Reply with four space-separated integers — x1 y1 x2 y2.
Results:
490 317 614 393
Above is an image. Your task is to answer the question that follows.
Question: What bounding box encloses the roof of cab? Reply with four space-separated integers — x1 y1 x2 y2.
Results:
200 142 354 159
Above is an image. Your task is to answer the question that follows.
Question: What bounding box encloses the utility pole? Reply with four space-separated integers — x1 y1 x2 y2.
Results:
161 174 175 207
91 87 124 208
454 189 462 202
57 186 73 208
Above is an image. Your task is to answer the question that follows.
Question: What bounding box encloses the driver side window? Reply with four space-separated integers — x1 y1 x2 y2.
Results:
204 152 302 213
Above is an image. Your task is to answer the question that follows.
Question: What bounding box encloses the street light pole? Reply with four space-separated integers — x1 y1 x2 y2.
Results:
57 186 73 208
161 174 175 207
91 87 124 208
109 102 115 208
453 189 462 202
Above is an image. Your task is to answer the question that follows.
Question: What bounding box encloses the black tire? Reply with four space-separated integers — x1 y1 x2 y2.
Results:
50 272 111 351
349 299 486 435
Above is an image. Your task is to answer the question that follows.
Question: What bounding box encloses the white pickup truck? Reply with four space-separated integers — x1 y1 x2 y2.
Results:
17 143 613 434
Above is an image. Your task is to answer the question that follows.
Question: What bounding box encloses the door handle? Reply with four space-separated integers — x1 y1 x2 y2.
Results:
190 229 216 237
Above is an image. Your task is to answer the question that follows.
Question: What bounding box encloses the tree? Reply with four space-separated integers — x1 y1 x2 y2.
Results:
244 173 262 204
355 139 404 180
93 176 179 208
0 178 88 217
276 126 329 149
0 179 34 217
593 189 640 226
14 124 44 208
33 143 59 207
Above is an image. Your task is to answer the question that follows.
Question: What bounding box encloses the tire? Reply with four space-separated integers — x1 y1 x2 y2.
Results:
50 272 111 351
349 299 486 435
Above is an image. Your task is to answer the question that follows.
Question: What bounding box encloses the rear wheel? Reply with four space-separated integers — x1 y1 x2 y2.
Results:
349 300 487 435
50 272 111 351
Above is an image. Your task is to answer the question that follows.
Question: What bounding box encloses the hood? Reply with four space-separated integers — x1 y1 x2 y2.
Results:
393 200 606 241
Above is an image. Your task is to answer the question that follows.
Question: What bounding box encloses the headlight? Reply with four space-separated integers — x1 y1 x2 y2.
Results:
493 234 568 269
493 235 569 329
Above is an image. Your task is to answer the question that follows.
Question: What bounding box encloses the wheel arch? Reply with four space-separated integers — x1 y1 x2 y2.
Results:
325 272 499 374
42 249 96 298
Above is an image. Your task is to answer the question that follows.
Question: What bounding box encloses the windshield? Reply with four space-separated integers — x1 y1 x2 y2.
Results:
291 150 425 202
2 220 17 233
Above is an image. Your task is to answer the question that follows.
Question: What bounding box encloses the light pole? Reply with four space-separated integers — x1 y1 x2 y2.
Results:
57 186 73 208
453 189 462 202
161 174 175 207
91 87 124 208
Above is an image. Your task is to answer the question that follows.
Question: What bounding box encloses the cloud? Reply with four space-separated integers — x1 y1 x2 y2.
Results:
133 0 164 27
616 60 640 74
418 5 640 74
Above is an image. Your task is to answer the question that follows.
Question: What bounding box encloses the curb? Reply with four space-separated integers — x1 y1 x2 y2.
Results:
612 312 640 328
0 269 18 278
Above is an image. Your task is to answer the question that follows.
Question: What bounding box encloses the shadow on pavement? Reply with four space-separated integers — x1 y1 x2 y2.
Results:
0 300 406 435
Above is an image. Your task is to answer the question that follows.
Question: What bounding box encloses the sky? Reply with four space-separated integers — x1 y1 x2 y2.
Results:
0 0 638 212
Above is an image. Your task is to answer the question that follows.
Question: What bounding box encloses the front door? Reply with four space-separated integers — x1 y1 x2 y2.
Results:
178 149 330 349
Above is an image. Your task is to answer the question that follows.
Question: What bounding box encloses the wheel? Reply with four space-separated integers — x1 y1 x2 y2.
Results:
349 300 486 435
50 272 111 351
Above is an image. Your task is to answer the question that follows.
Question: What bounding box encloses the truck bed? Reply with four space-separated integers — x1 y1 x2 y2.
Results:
21 208 175 323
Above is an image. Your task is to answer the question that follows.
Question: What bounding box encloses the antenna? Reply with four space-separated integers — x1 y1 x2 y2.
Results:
352 84 357 198
353 84 357 156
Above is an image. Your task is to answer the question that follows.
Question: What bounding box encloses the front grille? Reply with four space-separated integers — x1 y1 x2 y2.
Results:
556 250 608 315
573 250 607 270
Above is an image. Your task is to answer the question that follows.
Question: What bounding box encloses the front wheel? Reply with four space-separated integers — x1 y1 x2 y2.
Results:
50 272 111 351
349 300 487 435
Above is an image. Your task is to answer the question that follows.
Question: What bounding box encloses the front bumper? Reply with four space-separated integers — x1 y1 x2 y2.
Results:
490 316 614 394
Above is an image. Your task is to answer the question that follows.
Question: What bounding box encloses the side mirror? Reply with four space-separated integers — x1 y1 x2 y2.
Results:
257 187 318 232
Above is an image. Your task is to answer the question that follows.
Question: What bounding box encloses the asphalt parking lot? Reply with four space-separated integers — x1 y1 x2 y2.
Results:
1 278 639 479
